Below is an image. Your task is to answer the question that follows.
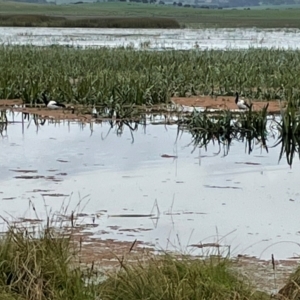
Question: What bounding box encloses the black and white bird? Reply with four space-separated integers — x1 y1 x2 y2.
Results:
235 92 250 110
41 92 66 109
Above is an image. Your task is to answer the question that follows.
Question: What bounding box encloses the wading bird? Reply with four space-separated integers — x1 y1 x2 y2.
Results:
235 92 250 110
42 92 66 109
92 105 98 118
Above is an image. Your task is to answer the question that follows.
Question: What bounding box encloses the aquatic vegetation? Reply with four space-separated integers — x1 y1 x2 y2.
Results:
2 47 300 107
272 100 300 166
178 105 270 156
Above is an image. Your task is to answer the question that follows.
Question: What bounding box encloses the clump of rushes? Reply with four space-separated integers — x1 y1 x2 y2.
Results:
236 103 269 154
98 254 269 300
179 106 269 156
273 98 300 167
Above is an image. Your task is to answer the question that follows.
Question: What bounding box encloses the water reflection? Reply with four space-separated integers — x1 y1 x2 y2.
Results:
0 109 296 166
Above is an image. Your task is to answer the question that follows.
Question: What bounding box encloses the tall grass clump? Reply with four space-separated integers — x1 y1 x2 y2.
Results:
179 106 270 156
99 254 268 300
278 266 300 299
273 99 300 166
0 224 95 300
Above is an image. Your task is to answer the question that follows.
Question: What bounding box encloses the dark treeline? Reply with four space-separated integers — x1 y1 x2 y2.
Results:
0 14 180 28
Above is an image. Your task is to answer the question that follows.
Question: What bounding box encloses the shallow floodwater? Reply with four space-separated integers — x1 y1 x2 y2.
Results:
1 27 300 50
1 111 300 260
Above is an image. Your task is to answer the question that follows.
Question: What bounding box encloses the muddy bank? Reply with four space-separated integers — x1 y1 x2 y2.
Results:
171 96 285 113
74 232 299 295
0 97 284 124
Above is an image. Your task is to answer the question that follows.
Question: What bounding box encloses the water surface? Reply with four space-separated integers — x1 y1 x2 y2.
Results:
0 111 300 260
1 27 300 50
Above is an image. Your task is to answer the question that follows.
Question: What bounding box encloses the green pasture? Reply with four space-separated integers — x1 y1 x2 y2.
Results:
1 1 300 27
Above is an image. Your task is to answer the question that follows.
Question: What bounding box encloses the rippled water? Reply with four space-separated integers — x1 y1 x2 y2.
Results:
1 111 300 260
1 27 300 50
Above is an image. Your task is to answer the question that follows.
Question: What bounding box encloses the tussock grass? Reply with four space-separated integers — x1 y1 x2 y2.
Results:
0 225 95 300
279 266 300 299
0 14 180 28
99 254 269 300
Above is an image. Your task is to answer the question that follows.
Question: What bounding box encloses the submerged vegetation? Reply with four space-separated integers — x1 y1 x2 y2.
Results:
1 46 300 106
0 15 180 28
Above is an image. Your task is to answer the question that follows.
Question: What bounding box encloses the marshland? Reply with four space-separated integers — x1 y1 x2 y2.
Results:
2 31 300 298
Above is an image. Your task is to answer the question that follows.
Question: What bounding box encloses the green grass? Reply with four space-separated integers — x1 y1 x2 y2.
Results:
0 226 96 300
1 1 300 27
0 222 271 300
99 255 269 300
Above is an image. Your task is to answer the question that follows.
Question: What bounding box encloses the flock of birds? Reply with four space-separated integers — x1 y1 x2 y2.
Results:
40 91 251 112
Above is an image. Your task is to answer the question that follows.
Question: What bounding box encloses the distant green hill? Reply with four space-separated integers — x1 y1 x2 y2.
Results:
1 0 300 27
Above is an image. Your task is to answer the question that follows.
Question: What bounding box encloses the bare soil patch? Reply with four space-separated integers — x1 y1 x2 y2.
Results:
0 99 23 106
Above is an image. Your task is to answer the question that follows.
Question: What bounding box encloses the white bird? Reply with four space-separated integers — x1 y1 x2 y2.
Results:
235 92 250 110
42 92 66 109
92 105 98 118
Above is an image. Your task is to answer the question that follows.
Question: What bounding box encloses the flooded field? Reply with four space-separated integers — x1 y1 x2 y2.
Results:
1 109 300 261
1 27 300 49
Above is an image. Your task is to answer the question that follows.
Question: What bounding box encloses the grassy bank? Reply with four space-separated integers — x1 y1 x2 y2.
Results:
0 222 271 300
0 14 180 28
1 1 300 27
1 46 300 105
